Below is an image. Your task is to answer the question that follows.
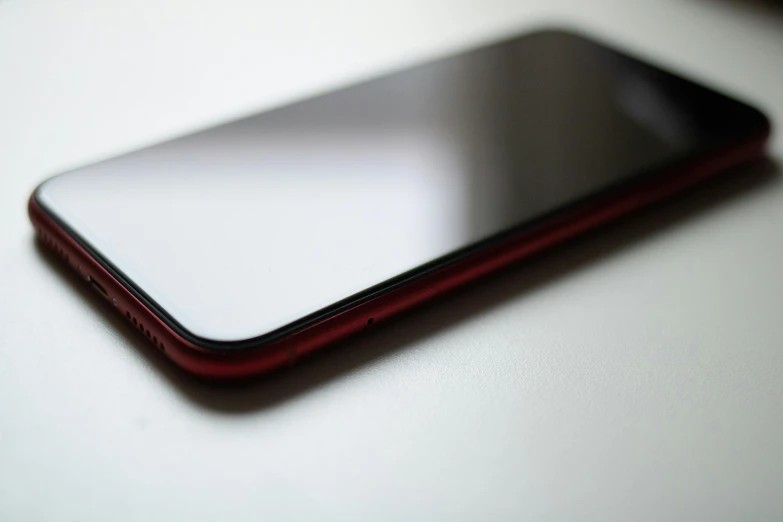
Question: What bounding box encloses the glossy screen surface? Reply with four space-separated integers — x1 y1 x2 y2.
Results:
38 30 764 342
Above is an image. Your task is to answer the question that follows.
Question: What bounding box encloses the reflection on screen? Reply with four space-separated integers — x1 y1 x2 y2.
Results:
38 31 749 341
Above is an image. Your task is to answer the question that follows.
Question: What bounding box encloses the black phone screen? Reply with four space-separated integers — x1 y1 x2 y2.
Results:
36 29 768 343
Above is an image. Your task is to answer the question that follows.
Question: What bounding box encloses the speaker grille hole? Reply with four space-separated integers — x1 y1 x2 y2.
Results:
124 310 165 352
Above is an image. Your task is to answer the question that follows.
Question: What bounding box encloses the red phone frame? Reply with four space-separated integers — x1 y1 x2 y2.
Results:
29 131 769 380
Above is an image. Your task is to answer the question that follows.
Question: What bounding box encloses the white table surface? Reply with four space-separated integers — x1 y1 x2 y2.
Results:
2 1 783 520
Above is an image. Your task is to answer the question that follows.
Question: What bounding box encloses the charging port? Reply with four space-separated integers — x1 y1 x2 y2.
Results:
88 276 109 300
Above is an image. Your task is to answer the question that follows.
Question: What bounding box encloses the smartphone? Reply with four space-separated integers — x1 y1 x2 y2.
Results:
29 29 770 380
